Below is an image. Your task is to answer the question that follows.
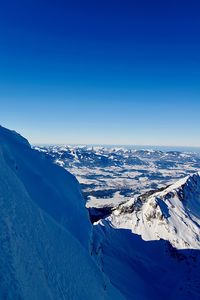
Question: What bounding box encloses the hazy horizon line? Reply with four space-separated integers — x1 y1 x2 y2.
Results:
32 143 200 150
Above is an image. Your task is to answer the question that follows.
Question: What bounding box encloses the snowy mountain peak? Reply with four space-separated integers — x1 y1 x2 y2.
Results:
0 125 30 147
153 171 200 201
111 172 200 249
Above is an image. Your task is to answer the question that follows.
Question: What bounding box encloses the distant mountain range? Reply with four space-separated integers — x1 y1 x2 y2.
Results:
34 145 200 169
34 145 200 210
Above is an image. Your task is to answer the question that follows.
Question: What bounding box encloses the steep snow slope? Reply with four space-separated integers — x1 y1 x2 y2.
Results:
110 172 200 249
0 126 91 249
93 173 200 299
94 220 200 300
0 126 124 300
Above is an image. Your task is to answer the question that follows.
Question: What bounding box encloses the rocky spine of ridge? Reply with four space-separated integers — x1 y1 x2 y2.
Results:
111 172 200 249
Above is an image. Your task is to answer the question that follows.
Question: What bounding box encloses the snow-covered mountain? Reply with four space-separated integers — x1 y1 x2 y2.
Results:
93 174 200 299
1 126 200 300
94 219 200 300
34 145 200 169
0 126 123 300
110 172 200 249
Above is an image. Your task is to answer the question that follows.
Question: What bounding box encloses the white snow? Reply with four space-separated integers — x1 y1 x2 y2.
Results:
93 173 200 299
2 127 200 300
110 172 200 249
0 126 124 300
34 144 200 210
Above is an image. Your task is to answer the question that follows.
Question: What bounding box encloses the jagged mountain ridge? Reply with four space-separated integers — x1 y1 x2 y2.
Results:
110 172 200 249
93 173 200 300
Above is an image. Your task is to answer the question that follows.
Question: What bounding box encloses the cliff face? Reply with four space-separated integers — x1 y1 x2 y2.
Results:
0 125 124 300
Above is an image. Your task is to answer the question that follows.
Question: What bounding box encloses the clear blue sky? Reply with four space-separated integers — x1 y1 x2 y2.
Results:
0 0 200 146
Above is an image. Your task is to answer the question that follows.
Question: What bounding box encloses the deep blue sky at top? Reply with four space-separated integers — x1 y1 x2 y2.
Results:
0 0 200 145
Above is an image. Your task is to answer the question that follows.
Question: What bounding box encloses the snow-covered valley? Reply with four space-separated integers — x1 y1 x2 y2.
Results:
34 145 200 210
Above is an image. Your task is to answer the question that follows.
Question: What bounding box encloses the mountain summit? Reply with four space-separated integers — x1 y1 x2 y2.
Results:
93 173 200 300
110 172 200 249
